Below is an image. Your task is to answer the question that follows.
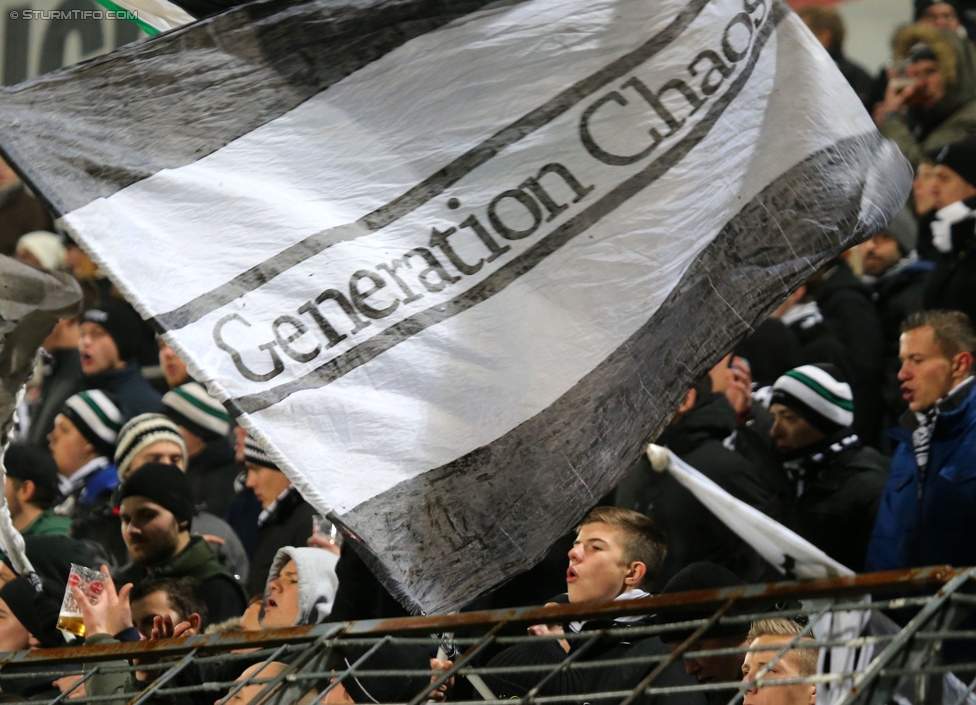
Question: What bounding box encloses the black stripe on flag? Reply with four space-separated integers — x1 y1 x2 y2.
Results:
336 129 905 614
0 0 511 216
152 0 715 331
226 0 782 415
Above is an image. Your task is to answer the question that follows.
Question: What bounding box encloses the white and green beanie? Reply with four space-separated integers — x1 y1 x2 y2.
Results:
771 364 854 434
60 390 124 456
161 382 231 441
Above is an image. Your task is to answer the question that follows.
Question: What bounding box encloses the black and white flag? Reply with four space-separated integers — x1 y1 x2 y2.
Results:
0 0 910 613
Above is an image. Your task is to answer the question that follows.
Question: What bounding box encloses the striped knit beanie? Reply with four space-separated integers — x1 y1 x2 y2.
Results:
771 364 854 434
244 435 279 470
60 391 123 456
161 382 231 442
114 413 188 479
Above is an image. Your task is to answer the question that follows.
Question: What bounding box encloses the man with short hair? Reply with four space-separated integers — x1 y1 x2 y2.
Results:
741 619 817 705
161 382 241 517
79 300 162 419
770 364 888 572
243 436 315 597
2 443 70 537
114 462 247 623
867 310 976 570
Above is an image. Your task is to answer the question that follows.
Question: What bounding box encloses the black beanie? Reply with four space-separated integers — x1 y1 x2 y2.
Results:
81 299 143 363
117 462 195 523
339 643 433 704
657 562 750 642
934 136 976 190
3 443 60 504
0 576 65 648
914 0 960 20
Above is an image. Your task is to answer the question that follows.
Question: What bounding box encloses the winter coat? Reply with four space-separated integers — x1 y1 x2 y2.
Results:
84 363 162 420
186 438 241 518
866 380 976 571
191 511 250 584
870 259 934 359
115 536 247 623
878 26 976 168
785 441 889 572
245 487 316 598
644 392 780 585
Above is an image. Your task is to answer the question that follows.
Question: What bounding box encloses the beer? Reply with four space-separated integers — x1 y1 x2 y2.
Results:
57 613 86 638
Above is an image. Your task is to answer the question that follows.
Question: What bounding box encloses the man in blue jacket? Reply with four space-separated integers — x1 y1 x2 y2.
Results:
866 309 976 571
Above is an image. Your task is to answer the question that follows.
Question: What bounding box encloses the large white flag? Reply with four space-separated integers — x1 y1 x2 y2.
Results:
0 0 910 613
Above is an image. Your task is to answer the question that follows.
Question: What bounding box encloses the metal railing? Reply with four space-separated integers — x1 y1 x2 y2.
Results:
1 566 974 704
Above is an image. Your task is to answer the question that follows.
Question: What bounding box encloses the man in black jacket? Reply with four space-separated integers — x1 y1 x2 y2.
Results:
770 364 889 572
114 462 246 623
243 435 315 597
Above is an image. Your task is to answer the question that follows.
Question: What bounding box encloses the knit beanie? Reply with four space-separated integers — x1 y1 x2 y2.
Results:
117 462 195 523
81 299 143 363
0 576 65 648
60 390 123 457
16 231 66 271
161 382 231 442
3 443 60 501
934 136 976 190
884 206 918 256
771 364 854 435
244 436 279 470
114 413 188 480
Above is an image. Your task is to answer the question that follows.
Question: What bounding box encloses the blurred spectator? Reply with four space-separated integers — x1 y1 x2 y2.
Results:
806 258 886 447
913 151 942 260
14 231 65 271
798 7 873 109
113 462 247 623
916 0 966 35
161 382 241 517
0 156 53 257
2 444 70 538
243 436 315 597
770 365 888 571
769 284 847 373
62 234 113 305
924 136 976 322
25 317 84 448
862 208 931 352
867 311 976 571
874 24 976 167
79 301 162 419
734 319 800 389
158 339 190 388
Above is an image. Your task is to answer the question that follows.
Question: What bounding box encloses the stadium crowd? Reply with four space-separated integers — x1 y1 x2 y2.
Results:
1 0 976 702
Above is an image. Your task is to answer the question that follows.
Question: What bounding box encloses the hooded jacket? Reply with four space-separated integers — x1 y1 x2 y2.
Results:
879 25 976 167
265 546 339 626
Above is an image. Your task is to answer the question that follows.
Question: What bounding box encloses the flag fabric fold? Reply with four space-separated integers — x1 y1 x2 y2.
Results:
0 0 911 613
